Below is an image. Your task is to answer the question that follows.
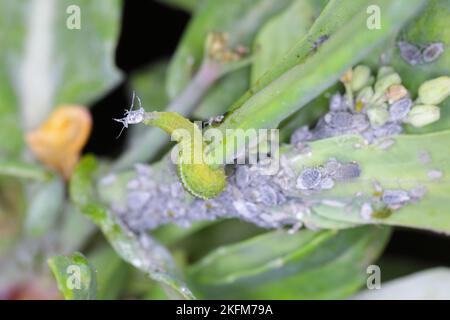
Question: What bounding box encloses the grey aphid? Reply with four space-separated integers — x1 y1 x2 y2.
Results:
323 159 341 177
235 165 251 189
252 185 280 205
422 42 444 63
324 111 354 129
360 202 373 221
113 92 146 138
382 189 410 205
312 34 329 50
427 169 443 180
409 185 427 200
319 177 335 190
377 138 396 150
398 41 422 65
373 123 403 138
389 98 412 121
329 93 344 111
296 167 322 190
127 191 151 211
204 114 225 127
418 150 432 164
351 114 370 132
334 162 361 180
290 126 313 145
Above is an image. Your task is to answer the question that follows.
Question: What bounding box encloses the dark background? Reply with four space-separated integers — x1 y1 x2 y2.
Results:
85 0 189 158
84 0 450 276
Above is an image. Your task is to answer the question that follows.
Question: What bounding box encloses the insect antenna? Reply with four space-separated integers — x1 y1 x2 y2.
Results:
113 91 138 139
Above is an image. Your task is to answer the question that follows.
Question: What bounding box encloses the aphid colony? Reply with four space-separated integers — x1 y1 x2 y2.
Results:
291 65 450 147
108 65 450 233
358 184 427 221
296 159 360 192
110 156 301 232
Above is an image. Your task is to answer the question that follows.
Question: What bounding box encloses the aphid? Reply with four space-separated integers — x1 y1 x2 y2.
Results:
377 138 396 150
312 34 329 50
253 185 280 206
389 98 412 121
360 202 373 220
422 42 444 63
382 189 410 205
203 114 225 128
290 126 313 145
113 91 146 138
324 111 354 129
427 169 443 180
373 123 403 138
323 158 341 176
127 191 151 211
409 185 427 199
329 93 344 111
296 167 322 190
351 114 370 132
334 162 361 180
319 177 335 189
235 165 251 189
418 150 432 164
397 41 422 65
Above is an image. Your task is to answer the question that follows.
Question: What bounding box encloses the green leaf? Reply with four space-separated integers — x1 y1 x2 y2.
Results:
286 130 450 233
166 0 292 98
251 0 327 83
24 176 65 237
70 156 196 300
0 177 24 253
352 267 450 299
0 160 52 181
212 0 428 163
0 0 122 132
193 69 250 119
189 226 390 299
59 204 96 254
88 245 130 300
48 252 97 300
226 0 377 116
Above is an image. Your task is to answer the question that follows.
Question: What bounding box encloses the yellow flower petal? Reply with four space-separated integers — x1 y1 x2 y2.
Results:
26 105 92 179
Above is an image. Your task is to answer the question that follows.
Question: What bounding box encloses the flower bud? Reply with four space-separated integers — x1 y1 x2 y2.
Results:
340 69 353 84
407 105 440 127
26 105 92 179
356 86 374 104
374 73 402 95
386 84 408 104
367 105 389 127
351 65 371 91
418 76 450 105
377 66 395 80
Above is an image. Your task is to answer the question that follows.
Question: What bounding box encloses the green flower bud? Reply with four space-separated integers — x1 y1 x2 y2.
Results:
356 86 374 109
351 65 371 91
407 105 440 127
367 106 390 127
418 76 450 105
374 73 401 96
377 66 395 80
